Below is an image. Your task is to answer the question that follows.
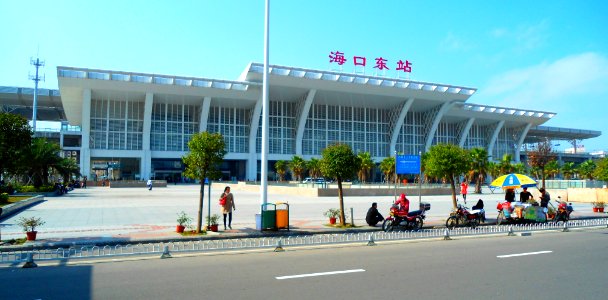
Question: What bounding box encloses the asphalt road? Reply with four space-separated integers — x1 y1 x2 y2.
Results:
2 228 607 300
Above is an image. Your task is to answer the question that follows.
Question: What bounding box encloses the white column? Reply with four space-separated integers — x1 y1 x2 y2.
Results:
199 96 211 132
141 92 153 180
487 120 505 158
81 89 91 178
458 117 476 148
514 123 533 162
247 95 263 181
389 98 414 155
424 101 457 152
295 89 316 155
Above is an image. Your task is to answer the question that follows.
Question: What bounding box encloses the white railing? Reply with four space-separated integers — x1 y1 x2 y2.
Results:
2 218 606 264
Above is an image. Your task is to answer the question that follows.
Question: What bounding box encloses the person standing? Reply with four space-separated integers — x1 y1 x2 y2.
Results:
220 186 235 230
539 188 551 208
505 188 515 202
460 180 469 204
146 179 153 191
520 187 533 202
365 202 384 226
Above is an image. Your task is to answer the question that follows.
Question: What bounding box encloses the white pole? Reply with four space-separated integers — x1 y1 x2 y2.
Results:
261 0 270 207
32 58 39 132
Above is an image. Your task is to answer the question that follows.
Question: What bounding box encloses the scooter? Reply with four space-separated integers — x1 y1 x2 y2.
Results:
382 202 431 232
554 196 573 224
446 204 481 229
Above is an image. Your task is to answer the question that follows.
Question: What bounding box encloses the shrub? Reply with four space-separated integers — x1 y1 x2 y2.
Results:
0 192 8 202
16 185 56 193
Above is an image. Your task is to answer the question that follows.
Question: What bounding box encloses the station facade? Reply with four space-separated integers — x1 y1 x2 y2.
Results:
47 63 599 181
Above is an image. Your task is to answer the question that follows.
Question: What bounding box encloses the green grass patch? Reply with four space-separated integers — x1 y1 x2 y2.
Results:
0 196 31 207
179 230 207 236
1 238 27 245
324 223 362 229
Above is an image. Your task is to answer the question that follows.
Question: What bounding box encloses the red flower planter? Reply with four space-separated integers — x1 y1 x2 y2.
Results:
26 231 37 241
599 207 605 213
593 207 599 213
176 225 185 233
329 217 337 225
210 224 219 232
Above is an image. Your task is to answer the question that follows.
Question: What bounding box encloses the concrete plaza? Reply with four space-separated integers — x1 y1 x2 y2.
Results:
0 184 601 246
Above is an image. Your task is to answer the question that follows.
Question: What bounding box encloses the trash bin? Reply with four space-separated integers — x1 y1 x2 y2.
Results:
260 203 276 231
275 202 289 230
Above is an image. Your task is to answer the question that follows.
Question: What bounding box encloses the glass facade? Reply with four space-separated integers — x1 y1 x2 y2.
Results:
150 100 199 151
90 97 143 150
396 111 425 155
207 106 249 153
302 104 390 157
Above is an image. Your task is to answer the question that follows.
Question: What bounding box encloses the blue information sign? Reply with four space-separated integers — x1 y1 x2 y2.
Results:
396 155 420 175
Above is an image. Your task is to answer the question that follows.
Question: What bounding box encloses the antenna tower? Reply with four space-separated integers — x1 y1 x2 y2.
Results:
29 57 45 131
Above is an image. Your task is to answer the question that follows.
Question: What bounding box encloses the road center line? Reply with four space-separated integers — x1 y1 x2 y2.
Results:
276 269 365 280
497 251 553 258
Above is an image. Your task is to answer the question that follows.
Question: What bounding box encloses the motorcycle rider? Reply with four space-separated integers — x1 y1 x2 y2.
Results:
395 193 410 216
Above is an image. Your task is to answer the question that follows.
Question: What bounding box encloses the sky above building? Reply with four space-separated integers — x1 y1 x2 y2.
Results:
1 0 607 151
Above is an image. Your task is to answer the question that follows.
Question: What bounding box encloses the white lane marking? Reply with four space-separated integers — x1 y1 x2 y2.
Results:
497 251 553 258
276 269 365 280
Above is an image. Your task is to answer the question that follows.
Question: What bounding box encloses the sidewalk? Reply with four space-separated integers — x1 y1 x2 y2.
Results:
1 185 605 250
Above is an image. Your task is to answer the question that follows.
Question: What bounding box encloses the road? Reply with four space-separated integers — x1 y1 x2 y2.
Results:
1 228 606 299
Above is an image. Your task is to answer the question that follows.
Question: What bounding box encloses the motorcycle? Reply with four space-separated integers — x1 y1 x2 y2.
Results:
553 196 573 224
445 204 482 229
382 202 431 232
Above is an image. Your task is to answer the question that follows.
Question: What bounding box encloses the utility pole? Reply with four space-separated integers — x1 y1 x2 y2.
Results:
29 56 45 132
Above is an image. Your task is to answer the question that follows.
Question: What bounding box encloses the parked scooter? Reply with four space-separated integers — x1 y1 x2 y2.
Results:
554 196 573 224
382 202 431 232
446 203 481 229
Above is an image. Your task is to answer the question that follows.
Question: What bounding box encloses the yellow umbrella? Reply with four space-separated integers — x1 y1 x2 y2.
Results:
490 173 537 189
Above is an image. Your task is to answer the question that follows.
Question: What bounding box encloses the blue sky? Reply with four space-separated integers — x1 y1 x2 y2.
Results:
1 0 607 151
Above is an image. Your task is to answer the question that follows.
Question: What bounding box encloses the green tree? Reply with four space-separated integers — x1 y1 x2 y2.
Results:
424 144 470 209
307 158 322 179
561 162 576 180
320 144 361 226
512 162 527 175
182 132 226 233
274 160 287 182
379 157 395 186
487 161 500 179
357 151 374 183
27 138 62 187
288 156 307 182
593 157 608 182
0 113 32 178
577 159 597 180
468 147 488 193
527 139 556 188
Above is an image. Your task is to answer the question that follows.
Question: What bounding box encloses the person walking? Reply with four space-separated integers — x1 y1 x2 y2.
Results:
220 186 235 230
146 179 153 191
460 180 469 204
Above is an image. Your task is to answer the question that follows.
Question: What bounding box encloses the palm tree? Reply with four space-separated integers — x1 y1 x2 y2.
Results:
307 158 322 179
357 151 375 183
487 161 500 179
288 156 307 182
274 160 287 182
561 162 576 180
379 157 395 186
55 158 81 183
499 154 514 174
27 138 62 187
468 147 488 193
512 162 526 175
545 160 560 179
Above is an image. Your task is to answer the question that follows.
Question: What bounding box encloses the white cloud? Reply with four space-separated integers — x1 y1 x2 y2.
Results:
488 20 549 53
478 52 608 109
439 32 473 51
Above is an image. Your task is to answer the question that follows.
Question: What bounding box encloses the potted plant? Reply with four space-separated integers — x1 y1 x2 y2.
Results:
206 214 221 232
547 206 556 220
323 208 340 225
593 201 605 213
16 216 46 241
176 211 192 233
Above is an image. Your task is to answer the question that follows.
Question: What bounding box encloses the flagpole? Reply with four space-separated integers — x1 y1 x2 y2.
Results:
261 0 270 207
